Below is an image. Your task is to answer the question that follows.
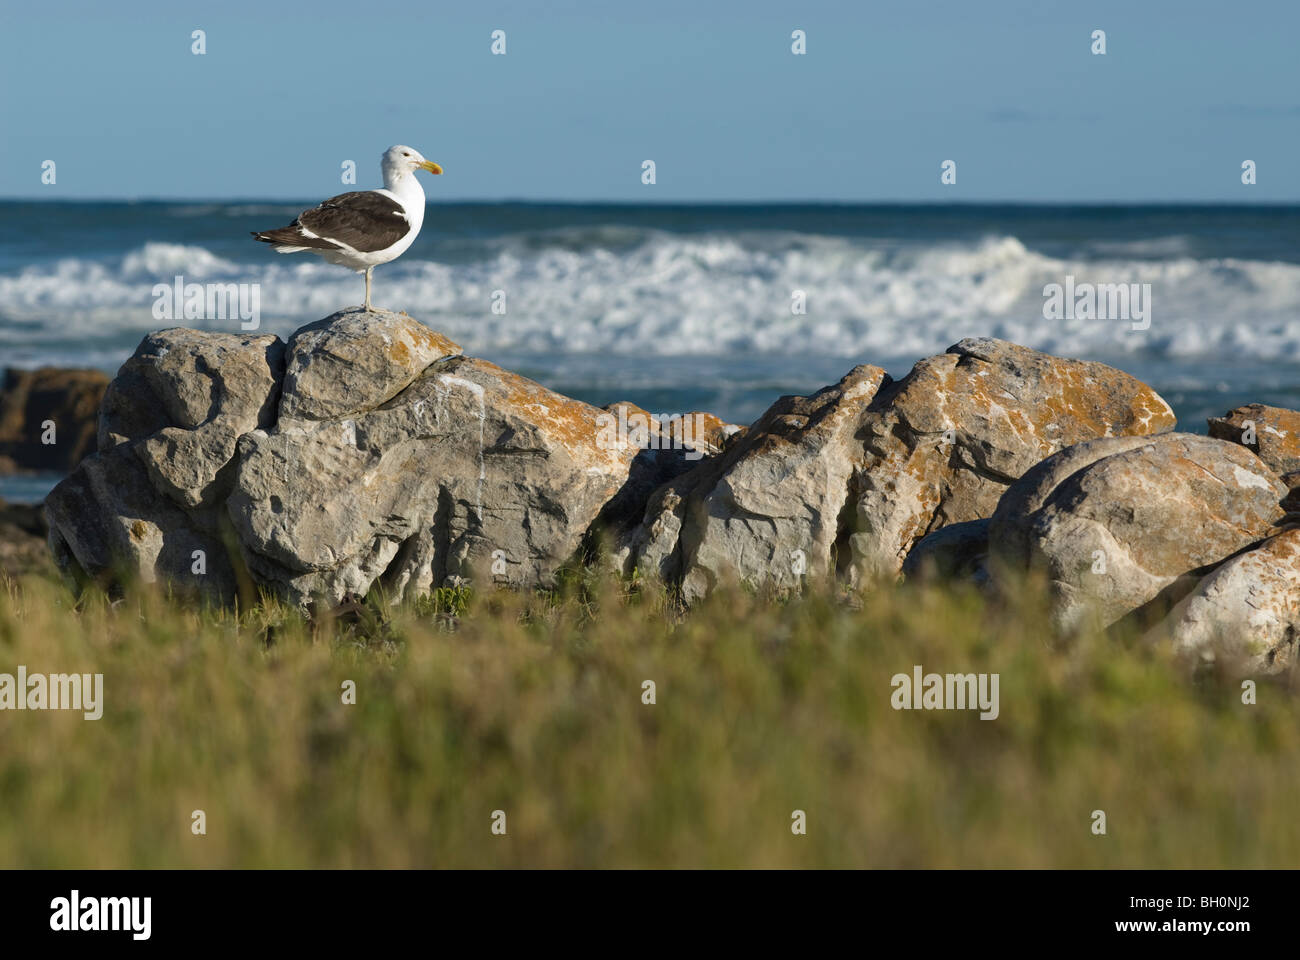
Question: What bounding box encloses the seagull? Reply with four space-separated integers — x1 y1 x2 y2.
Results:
251 145 442 311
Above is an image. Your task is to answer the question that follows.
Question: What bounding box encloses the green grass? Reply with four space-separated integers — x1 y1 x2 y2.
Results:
0 565 1296 868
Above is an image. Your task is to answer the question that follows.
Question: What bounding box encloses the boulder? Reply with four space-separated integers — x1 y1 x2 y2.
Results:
847 338 1176 582
989 433 1287 632
1147 527 1300 675
989 435 1164 573
1208 403 1300 478
0 367 108 473
618 338 1176 599
621 363 889 599
228 352 643 604
48 311 651 605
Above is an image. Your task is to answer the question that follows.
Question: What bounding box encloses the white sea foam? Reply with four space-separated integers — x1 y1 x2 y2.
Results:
2 234 1299 363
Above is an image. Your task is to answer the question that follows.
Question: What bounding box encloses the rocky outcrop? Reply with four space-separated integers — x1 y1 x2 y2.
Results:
47 324 1184 607
1145 527 1300 675
848 338 1176 582
43 308 1297 673
0 367 109 473
615 364 889 598
229 350 642 604
47 310 649 605
989 433 1287 632
616 338 1175 598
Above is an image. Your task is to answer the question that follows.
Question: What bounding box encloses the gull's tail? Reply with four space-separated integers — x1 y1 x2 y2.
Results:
250 224 340 254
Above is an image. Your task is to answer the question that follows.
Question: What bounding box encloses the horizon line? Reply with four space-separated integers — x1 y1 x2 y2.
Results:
3 196 1299 208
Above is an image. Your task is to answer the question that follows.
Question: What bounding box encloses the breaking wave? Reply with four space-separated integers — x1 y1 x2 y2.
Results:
2 233 1299 365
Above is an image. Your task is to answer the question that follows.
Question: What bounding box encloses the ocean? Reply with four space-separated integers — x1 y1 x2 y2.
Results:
2 201 1298 501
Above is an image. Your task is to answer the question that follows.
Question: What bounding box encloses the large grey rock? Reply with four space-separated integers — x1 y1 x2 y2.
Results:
1146 526 1300 675
621 364 889 599
50 311 646 605
990 433 1287 632
846 338 1176 583
226 352 642 605
618 338 1175 599
51 310 687 605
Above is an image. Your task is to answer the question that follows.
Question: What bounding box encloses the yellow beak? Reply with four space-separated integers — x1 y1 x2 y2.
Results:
418 160 443 175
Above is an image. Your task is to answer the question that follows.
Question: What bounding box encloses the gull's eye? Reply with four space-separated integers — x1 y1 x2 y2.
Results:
403 152 411 157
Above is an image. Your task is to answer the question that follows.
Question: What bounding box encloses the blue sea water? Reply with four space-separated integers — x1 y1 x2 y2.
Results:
1 201 1298 501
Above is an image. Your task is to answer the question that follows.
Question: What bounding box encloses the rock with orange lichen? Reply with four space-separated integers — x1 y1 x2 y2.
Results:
1145 526 1300 676
849 338 1176 583
991 433 1287 634
229 351 644 605
618 339 1176 600
47 311 647 605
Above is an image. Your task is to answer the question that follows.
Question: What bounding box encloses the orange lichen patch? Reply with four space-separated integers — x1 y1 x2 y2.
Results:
407 322 461 359
660 411 736 456
130 520 148 541
908 350 1174 453
601 403 722 456
390 322 460 369
456 358 637 472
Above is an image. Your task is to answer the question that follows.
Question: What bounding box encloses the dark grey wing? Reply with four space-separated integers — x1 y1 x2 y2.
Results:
295 191 411 252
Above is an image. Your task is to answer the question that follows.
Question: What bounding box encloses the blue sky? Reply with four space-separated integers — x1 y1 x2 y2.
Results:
1 0 1296 201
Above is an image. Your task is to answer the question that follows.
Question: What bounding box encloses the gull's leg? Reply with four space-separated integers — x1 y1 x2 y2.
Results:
364 267 373 311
